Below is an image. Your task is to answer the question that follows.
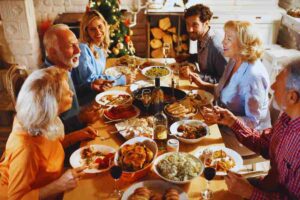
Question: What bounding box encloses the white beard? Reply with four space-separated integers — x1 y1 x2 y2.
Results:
57 50 80 69
272 98 286 112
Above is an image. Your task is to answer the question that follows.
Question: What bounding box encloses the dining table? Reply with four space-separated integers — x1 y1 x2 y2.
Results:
63 58 243 200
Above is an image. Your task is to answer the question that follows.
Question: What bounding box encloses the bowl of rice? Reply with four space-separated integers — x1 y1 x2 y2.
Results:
153 152 204 184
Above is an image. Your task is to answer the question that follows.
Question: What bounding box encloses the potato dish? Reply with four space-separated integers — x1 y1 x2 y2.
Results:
156 153 202 182
118 143 154 172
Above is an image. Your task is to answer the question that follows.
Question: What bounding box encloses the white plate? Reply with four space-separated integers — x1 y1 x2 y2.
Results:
153 152 204 184
121 180 188 200
105 66 130 77
141 66 171 79
115 116 154 140
170 120 209 144
104 105 140 121
193 146 243 176
95 90 132 106
190 89 214 106
69 144 115 173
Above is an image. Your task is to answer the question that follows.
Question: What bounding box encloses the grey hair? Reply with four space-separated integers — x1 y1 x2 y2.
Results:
43 24 70 55
285 58 300 94
16 67 67 140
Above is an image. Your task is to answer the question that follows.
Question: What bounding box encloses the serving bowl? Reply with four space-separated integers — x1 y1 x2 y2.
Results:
114 137 158 182
153 152 204 184
169 120 209 144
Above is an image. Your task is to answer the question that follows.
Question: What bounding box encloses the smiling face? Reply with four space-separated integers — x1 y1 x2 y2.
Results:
87 17 106 46
185 15 209 41
54 29 81 70
222 28 241 59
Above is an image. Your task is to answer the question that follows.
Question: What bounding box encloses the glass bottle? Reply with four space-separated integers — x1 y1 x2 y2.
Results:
151 77 164 113
152 77 168 151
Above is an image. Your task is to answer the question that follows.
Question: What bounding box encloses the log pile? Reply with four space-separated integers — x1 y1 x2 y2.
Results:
150 17 189 58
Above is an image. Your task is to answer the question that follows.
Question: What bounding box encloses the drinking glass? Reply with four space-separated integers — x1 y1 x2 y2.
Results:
109 165 123 198
202 167 216 200
141 89 152 114
162 43 170 67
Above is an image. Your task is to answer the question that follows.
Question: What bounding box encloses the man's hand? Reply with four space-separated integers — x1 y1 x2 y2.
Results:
91 79 114 92
179 64 196 79
225 171 254 199
201 106 237 127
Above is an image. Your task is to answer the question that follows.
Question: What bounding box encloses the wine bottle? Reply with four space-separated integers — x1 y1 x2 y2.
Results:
151 77 164 113
152 77 168 151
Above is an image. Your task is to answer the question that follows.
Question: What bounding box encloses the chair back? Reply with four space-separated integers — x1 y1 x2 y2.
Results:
5 64 29 107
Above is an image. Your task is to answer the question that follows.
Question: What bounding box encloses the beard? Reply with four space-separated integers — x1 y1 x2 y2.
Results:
56 49 80 69
272 98 286 112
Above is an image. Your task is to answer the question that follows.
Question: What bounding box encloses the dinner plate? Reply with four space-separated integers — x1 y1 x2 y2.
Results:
69 144 116 173
95 90 132 106
141 66 171 79
121 180 189 200
169 120 209 144
190 89 214 106
104 105 140 121
104 66 130 77
193 146 243 176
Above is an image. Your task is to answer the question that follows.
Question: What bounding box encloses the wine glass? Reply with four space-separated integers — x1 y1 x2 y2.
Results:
141 89 152 114
163 43 171 67
109 165 123 198
202 167 216 200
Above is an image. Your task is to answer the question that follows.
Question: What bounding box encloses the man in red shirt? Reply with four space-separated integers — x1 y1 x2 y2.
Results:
203 58 300 199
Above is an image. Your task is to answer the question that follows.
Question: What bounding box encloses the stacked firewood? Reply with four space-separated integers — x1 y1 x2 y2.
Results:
150 17 189 58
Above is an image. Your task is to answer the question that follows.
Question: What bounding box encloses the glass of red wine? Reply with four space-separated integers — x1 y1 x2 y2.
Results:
202 167 216 200
109 165 123 198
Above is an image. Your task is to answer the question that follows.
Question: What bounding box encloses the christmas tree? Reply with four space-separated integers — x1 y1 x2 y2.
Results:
90 0 135 58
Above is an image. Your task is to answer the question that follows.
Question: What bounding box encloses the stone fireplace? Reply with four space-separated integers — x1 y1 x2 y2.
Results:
0 0 89 71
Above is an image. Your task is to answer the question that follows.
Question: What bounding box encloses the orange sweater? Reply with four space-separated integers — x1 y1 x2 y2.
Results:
0 123 64 200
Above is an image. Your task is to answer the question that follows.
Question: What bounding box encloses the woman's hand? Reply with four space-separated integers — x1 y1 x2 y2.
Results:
91 79 114 92
40 166 86 198
225 171 254 199
179 64 196 79
76 126 98 141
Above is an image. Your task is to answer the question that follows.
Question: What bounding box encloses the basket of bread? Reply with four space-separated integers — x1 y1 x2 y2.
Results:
114 137 158 182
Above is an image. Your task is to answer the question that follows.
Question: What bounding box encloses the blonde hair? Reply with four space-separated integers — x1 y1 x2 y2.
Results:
224 20 264 63
16 67 68 140
80 10 110 53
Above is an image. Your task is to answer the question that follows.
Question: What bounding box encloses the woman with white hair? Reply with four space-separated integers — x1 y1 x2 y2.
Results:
0 67 95 200
190 20 271 130
71 10 135 105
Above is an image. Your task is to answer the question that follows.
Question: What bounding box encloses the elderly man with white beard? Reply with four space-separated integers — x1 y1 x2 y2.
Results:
202 58 300 199
42 24 97 135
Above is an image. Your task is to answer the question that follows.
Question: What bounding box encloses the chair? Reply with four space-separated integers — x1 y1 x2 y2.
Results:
5 64 29 108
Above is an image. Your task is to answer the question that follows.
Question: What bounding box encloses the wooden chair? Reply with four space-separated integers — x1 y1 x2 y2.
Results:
5 64 29 108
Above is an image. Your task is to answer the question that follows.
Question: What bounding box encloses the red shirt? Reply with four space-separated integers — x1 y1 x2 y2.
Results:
231 113 300 199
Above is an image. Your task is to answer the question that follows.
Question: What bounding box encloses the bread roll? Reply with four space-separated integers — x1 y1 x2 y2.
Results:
162 34 173 45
